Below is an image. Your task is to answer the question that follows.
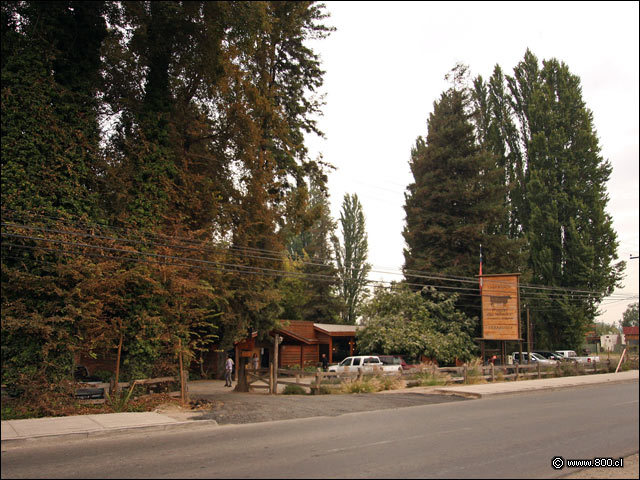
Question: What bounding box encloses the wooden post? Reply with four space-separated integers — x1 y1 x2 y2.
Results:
313 369 321 395
526 307 531 364
491 363 495 382
515 363 519 381
269 362 274 394
273 334 279 394
615 348 627 373
178 338 185 406
463 364 468 384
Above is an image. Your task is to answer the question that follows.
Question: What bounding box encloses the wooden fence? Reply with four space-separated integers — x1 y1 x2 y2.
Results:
76 375 186 404
242 358 619 395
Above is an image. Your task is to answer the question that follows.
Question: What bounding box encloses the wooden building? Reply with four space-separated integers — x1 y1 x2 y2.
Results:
234 321 361 370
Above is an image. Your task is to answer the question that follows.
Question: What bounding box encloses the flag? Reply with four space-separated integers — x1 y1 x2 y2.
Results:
479 245 483 294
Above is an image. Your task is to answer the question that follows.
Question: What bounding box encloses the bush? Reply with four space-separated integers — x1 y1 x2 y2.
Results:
340 378 378 394
465 359 485 385
339 374 405 394
374 374 405 391
557 361 581 377
408 364 450 386
314 385 334 395
282 384 307 395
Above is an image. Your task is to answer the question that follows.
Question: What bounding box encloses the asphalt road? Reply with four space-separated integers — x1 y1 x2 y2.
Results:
2 382 638 479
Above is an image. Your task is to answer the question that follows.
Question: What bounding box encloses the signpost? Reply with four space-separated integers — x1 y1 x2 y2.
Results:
479 274 522 366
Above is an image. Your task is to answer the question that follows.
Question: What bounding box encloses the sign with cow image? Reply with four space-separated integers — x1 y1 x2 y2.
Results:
481 274 521 340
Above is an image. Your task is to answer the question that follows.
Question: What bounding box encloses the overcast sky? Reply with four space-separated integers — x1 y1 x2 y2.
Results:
306 1 639 326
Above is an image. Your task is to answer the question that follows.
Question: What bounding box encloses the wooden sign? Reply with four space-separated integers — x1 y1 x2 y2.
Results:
481 274 520 340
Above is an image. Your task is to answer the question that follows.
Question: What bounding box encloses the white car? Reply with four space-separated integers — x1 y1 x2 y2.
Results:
512 352 558 366
327 355 402 374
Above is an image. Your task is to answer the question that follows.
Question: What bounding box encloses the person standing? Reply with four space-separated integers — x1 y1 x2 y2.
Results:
225 355 234 387
321 353 328 372
252 353 259 371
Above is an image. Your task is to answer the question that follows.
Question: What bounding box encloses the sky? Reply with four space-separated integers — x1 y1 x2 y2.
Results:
305 1 639 326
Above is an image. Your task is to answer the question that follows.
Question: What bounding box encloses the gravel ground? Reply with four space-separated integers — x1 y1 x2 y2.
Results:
186 390 467 425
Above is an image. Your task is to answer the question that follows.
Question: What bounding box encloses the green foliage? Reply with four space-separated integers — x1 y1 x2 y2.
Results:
340 378 378 394
621 303 639 328
282 384 308 395
357 284 477 364
339 374 404 394
408 368 450 387
477 50 624 350
404 66 526 322
2 1 335 398
464 359 485 384
332 193 371 324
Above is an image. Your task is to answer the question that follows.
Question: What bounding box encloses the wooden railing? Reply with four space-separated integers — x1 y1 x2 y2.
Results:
239 359 623 395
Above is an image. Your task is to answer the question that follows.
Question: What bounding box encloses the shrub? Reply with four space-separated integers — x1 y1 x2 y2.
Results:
409 364 450 386
314 385 334 395
557 361 581 377
465 359 486 384
283 384 307 395
374 374 405 391
340 377 379 394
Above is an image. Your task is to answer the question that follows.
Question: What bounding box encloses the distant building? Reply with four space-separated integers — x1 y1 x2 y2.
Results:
600 334 622 352
623 326 639 349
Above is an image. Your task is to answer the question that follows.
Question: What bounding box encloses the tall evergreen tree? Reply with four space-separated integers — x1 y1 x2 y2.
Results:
483 50 624 349
403 69 524 321
332 193 371 324
281 180 342 322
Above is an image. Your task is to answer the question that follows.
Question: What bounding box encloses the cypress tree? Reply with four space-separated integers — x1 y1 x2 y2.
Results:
485 50 624 349
332 193 371 324
403 71 523 320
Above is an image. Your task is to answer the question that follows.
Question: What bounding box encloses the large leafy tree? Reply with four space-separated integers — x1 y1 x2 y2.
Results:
332 193 371 324
2 1 335 389
1 1 108 384
357 285 476 365
621 303 639 328
480 50 624 349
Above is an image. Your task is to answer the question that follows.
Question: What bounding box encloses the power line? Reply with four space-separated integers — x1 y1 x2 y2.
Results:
2 211 622 300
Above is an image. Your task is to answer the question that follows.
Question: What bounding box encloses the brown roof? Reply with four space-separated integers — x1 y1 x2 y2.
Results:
313 323 361 335
623 326 639 335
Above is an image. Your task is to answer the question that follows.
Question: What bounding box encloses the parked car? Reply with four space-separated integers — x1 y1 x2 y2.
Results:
327 355 402 375
533 350 564 362
511 352 558 366
376 354 415 370
555 350 600 364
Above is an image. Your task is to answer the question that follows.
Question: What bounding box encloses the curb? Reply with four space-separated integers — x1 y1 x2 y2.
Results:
1 419 218 448
434 376 638 399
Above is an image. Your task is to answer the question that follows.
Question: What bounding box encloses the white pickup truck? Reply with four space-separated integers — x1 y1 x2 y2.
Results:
555 350 600 364
328 355 403 375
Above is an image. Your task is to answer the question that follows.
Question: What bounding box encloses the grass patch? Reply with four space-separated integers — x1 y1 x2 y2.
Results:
339 374 405 394
408 366 450 387
282 384 308 395
465 359 486 385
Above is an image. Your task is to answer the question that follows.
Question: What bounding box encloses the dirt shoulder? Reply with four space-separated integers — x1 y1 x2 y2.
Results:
174 388 467 425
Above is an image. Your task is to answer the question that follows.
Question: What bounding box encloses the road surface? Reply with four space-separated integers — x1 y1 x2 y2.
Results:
2 381 637 478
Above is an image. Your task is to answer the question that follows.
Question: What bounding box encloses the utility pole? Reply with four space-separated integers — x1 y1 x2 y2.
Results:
527 307 531 364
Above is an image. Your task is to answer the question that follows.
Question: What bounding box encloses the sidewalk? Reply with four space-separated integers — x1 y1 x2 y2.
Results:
1 411 218 447
432 369 639 398
2 371 637 448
